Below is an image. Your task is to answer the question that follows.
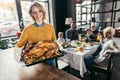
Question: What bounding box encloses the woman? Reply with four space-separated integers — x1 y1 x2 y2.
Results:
85 27 120 68
16 2 57 66
94 27 120 67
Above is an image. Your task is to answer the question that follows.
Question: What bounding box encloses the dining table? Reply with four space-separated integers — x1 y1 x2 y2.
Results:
59 41 99 77
0 48 80 80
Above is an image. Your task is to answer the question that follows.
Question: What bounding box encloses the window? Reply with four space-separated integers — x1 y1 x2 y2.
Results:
0 0 20 37
76 1 91 27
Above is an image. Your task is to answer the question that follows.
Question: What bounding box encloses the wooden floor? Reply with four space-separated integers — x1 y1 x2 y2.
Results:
0 48 80 80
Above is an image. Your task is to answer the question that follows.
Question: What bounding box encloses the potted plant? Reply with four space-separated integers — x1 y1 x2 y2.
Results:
80 34 86 42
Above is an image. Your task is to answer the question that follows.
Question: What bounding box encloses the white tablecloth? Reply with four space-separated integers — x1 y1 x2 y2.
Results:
60 44 99 77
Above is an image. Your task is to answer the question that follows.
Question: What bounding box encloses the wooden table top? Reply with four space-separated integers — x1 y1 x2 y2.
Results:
0 48 80 80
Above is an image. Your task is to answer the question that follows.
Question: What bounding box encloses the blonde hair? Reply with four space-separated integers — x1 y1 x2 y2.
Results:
29 2 46 21
58 32 63 36
103 27 115 37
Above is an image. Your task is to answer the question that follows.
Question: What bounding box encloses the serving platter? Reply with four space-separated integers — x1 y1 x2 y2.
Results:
21 50 63 67
20 41 63 66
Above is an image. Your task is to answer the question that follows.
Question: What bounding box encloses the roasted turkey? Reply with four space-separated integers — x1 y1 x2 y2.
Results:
22 41 61 64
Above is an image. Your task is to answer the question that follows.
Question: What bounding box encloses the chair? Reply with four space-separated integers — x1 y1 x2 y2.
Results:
56 59 70 72
90 52 114 80
111 53 120 80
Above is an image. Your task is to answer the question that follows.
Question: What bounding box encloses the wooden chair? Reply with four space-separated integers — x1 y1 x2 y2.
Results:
111 53 120 80
90 52 115 80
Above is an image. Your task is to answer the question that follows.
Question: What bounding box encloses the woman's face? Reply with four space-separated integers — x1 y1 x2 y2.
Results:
105 32 112 39
91 25 96 31
59 33 63 38
31 6 43 22
71 23 76 30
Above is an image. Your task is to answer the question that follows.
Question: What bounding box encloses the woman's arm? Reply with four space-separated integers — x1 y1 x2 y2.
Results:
102 40 120 56
16 27 28 48
110 40 120 52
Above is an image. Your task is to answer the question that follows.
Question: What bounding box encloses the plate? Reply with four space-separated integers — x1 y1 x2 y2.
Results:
84 46 93 50
93 42 99 45
66 48 75 51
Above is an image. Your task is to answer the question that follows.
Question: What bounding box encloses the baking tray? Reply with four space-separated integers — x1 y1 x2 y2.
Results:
21 50 63 67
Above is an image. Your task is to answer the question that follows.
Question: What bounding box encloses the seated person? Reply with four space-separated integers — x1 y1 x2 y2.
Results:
85 27 120 69
90 23 99 40
65 21 78 41
91 23 98 35
56 32 65 47
86 29 97 42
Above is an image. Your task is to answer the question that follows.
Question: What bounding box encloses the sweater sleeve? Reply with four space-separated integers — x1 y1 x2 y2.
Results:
110 40 120 52
16 27 28 48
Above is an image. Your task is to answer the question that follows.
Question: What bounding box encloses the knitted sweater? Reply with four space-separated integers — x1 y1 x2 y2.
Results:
16 23 56 48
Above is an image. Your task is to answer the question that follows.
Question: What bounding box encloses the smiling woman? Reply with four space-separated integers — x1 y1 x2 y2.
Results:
16 2 57 67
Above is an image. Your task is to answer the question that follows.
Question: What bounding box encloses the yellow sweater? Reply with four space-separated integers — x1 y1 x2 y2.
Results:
16 23 56 48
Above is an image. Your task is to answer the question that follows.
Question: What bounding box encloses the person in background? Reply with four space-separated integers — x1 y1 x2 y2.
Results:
56 32 65 45
94 27 120 66
90 23 99 41
65 21 78 41
16 2 57 67
86 29 96 42
91 23 98 35
56 32 65 49
85 27 120 69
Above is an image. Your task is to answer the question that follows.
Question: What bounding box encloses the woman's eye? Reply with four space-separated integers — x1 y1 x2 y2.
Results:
32 12 37 14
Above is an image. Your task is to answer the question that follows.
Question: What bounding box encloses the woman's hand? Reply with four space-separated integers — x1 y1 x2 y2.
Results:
103 54 108 57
